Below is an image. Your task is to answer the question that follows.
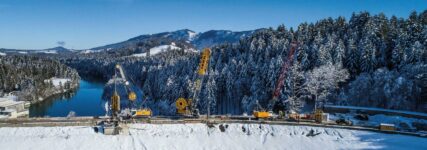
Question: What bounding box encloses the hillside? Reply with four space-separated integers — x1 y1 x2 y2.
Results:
1 11 426 115
0 55 80 102
91 29 254 51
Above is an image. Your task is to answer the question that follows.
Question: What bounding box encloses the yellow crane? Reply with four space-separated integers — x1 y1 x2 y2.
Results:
176 48 211 117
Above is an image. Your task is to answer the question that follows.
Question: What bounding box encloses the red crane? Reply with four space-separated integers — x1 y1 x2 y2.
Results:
270 41 299 106
254 41 299 119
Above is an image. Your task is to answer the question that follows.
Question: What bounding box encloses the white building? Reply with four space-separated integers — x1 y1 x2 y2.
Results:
0 95 29 118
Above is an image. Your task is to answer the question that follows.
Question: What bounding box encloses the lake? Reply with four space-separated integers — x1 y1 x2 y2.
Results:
29 80 106 117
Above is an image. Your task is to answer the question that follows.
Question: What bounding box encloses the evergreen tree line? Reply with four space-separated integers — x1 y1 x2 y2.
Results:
0 55 80 102
61 11 426 114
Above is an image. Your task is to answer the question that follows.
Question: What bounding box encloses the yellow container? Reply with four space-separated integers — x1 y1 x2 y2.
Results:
379 123 395 131
135 109 152 116
253 111 270 118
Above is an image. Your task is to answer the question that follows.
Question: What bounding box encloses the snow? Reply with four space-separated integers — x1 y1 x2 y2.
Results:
0 123 425 150
38 50 58 54
0 52 5 56
131 44 182 57
18 51 28 54
188 30 198 41
380 123 394 126
80 49 100 54
45 78 71 87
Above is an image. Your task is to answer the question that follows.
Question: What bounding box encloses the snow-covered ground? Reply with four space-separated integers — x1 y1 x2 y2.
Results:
188 30 198 41
131 43 196 57
79 49 102 54
131 44 181 57
0 52 6 56
0 123 425 150
44 78 71 87
37 50 58 54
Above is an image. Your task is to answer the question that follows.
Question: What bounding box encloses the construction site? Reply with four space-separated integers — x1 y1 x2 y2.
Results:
1 45 426 139
0 42 426 150
1 1 427 148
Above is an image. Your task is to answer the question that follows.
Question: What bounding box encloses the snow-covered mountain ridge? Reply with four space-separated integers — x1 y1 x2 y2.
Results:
91 29 255 51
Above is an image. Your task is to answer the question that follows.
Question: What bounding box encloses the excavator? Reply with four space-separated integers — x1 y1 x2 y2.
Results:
110 64 151 120
175 48 211 117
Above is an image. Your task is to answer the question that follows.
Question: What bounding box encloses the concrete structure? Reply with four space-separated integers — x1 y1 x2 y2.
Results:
0 96 28 118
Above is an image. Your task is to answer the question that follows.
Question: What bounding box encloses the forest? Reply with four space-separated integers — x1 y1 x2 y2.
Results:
2 11 426 115
0 56 80 102
58 11 427 114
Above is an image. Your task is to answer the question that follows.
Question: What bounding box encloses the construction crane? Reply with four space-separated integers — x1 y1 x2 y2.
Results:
109 64 151 119
176 48 211 117
253 41 299 119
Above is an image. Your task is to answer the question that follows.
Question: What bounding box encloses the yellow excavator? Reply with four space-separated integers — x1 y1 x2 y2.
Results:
176 48 211 117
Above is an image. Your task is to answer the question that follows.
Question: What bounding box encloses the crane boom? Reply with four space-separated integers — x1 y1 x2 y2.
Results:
115 64 127 82
190 48 211 116
269 41 298 108
175 48 211 116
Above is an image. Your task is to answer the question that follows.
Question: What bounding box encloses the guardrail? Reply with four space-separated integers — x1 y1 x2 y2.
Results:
324 105 427 120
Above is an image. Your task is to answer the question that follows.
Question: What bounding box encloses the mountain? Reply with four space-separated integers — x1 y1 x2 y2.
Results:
45 46 70 52
0 46 72 55
192 30 255 50
0 29 255 56
91 29 256 51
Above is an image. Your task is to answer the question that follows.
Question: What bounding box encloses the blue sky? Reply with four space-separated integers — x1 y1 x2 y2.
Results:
0 0 425 50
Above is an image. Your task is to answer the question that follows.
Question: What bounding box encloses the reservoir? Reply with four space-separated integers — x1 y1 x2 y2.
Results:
29 80 106 117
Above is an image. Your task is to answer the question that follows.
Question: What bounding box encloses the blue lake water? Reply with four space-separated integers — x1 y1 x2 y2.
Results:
29 80 106 117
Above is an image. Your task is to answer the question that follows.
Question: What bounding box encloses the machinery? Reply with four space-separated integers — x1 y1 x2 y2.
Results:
176 48 211 117
252 100 272 119
132 108 152 117
109 64 151 119
253 41 299 119
314 109 323 123
176 97 191 115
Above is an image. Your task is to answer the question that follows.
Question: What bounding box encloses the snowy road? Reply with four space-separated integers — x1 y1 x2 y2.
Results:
0 123 425 150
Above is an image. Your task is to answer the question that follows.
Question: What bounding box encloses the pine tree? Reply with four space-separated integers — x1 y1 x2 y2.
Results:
359 36 377 73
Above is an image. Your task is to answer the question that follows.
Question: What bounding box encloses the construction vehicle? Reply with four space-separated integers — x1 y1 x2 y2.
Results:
314 109 324 123
176 48 211 117
253 100 272 119
107 64 151 119
253 41 299 119
335 117 353 126
132 108 152 117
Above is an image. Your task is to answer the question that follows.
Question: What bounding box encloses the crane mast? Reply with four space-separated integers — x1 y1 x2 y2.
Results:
254 41 298 119
176 48 211 117
269 41 299 108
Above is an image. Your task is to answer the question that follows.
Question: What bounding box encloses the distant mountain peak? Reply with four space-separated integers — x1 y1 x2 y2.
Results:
46 46 69 51
91 29 255 51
